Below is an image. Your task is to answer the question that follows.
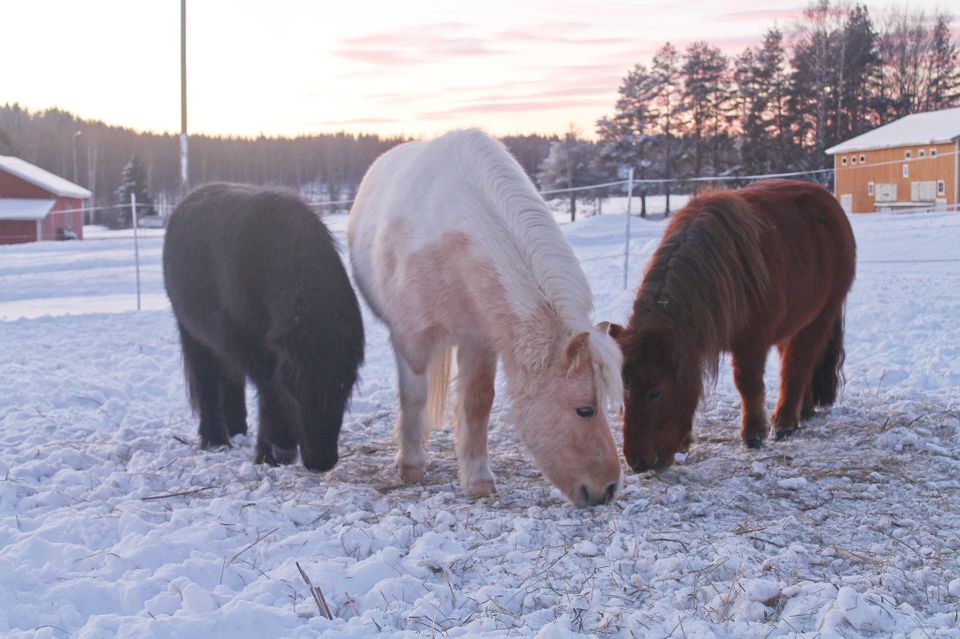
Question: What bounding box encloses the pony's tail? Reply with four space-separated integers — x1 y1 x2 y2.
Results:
426 347 454 429
810 312 846 407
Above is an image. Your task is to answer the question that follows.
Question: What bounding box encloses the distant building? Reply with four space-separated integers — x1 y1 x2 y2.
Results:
0 156 91 244
826 107 960 214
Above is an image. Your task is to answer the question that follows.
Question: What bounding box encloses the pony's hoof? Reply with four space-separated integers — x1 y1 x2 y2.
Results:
744 437 765 449
200 436 230 450
399 463 424 483
772 427 798 441
228 422 249 437
465 479 496 498
271 445 298 465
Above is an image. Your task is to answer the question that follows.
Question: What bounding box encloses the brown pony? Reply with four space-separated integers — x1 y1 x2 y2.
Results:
611 179 856 472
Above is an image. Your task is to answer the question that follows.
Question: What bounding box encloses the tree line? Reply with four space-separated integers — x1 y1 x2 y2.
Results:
0 103 558 226
1 1 956 224
540 1 959 216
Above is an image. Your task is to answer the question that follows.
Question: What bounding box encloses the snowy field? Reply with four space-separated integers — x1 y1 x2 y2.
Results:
1 206 959 638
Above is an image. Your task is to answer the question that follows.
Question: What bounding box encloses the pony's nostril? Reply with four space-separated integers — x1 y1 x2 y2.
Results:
578 484 590 506
654 445 667 469
603 482 618 504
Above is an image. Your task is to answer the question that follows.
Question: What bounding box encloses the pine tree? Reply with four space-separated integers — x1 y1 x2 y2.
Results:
835 6 880 142
649 43 684 214
537 127 603 222
757 27 794 171
735 46 768 175
927 12 960 110
682 41 729 176
0 126 16 155
114 155 155 228
790 0 842 170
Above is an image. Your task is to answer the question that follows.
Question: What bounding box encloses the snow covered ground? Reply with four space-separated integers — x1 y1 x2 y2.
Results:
1 206 958 638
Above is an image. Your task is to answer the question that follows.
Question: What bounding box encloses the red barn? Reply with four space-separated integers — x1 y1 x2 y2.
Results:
0 156 92 244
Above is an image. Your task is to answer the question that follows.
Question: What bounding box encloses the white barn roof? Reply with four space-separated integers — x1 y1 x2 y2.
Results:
0 156 92 199
0 198 56 221
826 107 960 155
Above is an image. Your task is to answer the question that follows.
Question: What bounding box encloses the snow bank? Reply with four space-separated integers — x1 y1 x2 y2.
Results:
1 209 958 637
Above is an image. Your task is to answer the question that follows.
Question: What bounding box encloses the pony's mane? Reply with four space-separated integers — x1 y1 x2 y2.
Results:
446 129 594 331
440 129 621 406
630 189 769 385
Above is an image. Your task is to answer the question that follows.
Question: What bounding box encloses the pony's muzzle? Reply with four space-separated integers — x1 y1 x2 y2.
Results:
574 481 620 507
300 447 339 473
628 446 669 473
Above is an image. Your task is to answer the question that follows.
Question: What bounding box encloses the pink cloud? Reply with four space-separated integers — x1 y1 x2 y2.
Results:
420 98 600 119
714 8 806 24
335 49 421 66
312 116 404 126
334 25 509 66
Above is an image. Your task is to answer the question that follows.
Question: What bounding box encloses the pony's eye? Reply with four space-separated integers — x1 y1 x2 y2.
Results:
575 405 596 418
647 388 662 401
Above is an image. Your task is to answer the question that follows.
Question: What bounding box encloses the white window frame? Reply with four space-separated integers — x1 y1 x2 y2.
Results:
930 148 938 158
938 179 946 196
919 149 926 159
903 163 909 177
867 181 875 196
860 154 866 164
905 150 912 159
842 156 848 166
851 156 857 165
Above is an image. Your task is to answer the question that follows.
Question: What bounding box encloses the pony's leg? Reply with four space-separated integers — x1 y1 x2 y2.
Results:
252 365 299 466
395 347 430 483
800 384 816 421
772 316 834 440
731 345 768 449
178 326 230 448
454 340 497 497
220 377 248 437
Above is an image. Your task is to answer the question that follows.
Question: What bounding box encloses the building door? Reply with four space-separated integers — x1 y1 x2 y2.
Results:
840 193 853 213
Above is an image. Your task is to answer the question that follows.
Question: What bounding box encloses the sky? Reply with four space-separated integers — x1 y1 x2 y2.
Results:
2 0 954 139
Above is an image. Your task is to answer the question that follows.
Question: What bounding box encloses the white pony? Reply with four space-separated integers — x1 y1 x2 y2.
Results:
348 129 622 506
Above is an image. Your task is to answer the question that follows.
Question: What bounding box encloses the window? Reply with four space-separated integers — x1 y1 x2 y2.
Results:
903 163 909 177
931 149 938 158
867 182 875 196
919 149 926 158
842 156 848 166
851 156 857 165
860 154 866 164
938 180 946 196
905 150 912 159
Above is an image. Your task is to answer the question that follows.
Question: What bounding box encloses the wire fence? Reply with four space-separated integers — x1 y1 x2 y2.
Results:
4 151 956 309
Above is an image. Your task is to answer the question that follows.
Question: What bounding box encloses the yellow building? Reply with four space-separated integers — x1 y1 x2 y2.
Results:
826 107 960 213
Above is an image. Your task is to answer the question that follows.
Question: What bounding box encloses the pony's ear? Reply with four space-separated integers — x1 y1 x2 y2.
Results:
564 331 592 375
596 321 625 341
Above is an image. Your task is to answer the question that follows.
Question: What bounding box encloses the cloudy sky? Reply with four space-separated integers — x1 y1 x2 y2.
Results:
3 0 953 139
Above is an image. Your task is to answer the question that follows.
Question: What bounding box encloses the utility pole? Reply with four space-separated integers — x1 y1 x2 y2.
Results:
623 167 635 290
72 130 82 227
179 0 189 197
72 130 81 183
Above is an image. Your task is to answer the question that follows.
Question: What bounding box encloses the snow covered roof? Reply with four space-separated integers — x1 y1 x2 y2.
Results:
0 156 92 199
826 107 960 154
0 198 56 221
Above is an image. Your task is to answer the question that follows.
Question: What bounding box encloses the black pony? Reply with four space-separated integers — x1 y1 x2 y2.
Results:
163 183 364 471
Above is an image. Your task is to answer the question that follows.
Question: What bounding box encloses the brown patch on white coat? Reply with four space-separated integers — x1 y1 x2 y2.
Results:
358 224 622 506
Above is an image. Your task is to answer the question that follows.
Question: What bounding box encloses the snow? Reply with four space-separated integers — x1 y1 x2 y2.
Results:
1 207 959 638
0 198 55 222
0 156 92 199
825 106 960 154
